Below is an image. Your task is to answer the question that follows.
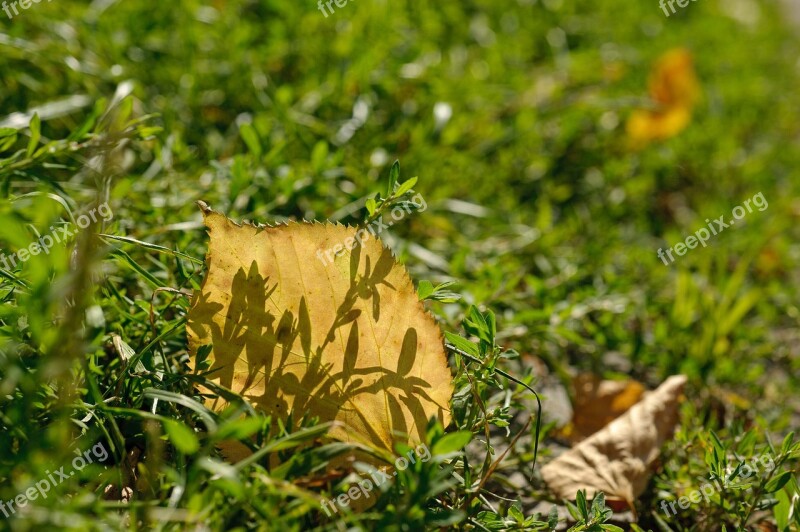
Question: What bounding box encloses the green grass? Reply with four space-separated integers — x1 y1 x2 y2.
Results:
0 0 799 530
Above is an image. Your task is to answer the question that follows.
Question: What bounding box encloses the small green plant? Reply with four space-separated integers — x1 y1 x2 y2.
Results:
650 409 800 531
566 491 623 532
364 160 421 224
477 502 559 530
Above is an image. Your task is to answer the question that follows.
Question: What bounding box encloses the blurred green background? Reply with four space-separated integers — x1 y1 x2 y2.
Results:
0 0 799 529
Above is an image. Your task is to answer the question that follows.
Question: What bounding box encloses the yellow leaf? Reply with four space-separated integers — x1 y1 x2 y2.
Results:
647 48 700 109
541 375 687 506
626 106 692 144
626 48 700 146
187 203 453 453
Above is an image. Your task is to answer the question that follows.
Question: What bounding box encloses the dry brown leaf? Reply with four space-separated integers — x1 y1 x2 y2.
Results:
187 203 453 453
541 374 687 506
565 374 645 442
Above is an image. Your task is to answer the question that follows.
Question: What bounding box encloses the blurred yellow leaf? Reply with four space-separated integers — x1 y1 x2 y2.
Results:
187 203 453 453
627 106 692 145
626 48 700 146
648 48 700 109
